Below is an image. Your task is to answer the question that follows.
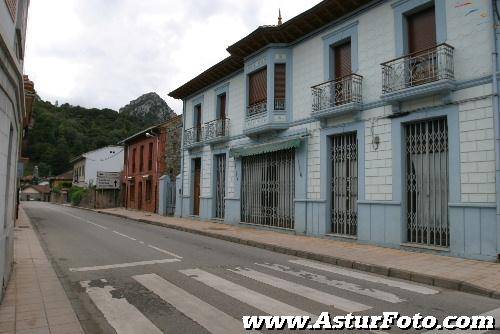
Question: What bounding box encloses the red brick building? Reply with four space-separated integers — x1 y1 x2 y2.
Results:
120 115 182 213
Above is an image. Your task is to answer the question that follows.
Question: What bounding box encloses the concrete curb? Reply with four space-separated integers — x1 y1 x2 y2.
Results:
64 204 500 300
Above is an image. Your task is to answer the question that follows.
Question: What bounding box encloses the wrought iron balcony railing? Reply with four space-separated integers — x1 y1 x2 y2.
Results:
184 126 202 147
311 74 363 114
247 101 267 117
381 43 454 94
274 98 286 111
204 118 230 142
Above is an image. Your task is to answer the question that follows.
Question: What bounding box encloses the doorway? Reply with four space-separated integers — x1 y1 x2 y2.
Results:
192 158 201 216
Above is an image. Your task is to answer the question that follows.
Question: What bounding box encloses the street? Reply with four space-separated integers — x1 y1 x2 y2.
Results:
23 202 500 333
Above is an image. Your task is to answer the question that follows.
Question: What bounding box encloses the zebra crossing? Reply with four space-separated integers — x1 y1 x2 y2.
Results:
75 258 500 334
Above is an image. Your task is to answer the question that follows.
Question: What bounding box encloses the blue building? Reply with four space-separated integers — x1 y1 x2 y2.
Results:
170 0 500 262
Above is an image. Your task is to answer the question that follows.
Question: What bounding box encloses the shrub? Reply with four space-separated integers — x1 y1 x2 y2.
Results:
69 186 87 206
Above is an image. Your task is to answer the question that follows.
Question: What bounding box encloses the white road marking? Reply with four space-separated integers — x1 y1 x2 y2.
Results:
230 267 370 312
80 279 162 334
290 259 439 295
62 212 108 230
134 273 252 334
69 258 180 272
139 241 145 244
148 245 183 259
256 263 404 303
180 268 314 317
113 231 137 241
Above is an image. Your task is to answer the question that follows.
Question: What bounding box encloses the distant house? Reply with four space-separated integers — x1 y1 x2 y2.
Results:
49 170 73 190
120 115 182 213
20 185 51 202
71 146 124 188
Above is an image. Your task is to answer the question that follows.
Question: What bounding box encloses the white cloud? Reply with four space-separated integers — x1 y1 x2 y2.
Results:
24 0 321 113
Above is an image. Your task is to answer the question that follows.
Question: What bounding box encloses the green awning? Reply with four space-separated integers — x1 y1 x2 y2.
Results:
230 137 303 159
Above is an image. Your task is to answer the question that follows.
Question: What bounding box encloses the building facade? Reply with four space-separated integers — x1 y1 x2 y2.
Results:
171 0 500 261
0 0 30 298
121 115 182 213
71 146 124 187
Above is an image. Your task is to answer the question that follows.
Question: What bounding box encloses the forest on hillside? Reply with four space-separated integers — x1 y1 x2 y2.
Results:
26 99 164 177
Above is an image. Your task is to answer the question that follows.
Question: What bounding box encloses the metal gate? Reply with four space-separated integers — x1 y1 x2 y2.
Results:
215 154 226 219
241 149 295 229
405 118 449 247
330 132 358 236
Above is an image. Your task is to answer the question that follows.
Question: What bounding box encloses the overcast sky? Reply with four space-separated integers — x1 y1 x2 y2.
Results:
24 0 322 114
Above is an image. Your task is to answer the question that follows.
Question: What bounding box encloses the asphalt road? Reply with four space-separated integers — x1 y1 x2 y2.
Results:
23 202 500 333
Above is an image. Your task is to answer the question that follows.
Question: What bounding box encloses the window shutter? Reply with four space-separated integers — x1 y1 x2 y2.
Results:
219 94 226 120
334 41 352 79
248 68 267 106
407 6 436 54
274 64 286 99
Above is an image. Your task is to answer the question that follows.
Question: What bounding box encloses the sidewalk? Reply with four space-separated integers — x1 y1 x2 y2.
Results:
0 207 84 334
97 207 500 299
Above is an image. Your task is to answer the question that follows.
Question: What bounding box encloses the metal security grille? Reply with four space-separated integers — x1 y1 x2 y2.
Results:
405 118 449 247
330 132 358 236
241 149 295 229
215 154 226 219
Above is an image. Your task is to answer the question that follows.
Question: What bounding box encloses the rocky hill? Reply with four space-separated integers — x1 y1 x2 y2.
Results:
119 92 175 125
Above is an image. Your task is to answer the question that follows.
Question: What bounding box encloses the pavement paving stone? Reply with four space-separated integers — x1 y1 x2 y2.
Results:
0 208 84 334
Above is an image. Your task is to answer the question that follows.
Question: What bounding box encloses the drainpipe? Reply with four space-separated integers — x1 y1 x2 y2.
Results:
490 0 500 261
179 100 186 217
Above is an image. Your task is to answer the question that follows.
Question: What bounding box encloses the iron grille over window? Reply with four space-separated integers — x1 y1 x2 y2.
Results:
405 117 449 248
215 154 226 219
241 149 295 229
330 132 358 236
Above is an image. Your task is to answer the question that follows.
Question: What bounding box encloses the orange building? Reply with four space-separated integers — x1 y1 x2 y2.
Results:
120 115 182 213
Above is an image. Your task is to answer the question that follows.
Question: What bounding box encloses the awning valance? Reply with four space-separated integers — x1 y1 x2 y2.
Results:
230 137 303 159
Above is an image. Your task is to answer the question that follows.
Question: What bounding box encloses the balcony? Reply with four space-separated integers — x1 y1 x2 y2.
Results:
203 118 230 144
184 126 203 149
274 98 286 111
381 43 455 103
311 74 363 119
244 101 289 136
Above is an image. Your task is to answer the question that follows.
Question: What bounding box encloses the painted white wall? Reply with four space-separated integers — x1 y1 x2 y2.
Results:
81 146 124 186
182 0 497 204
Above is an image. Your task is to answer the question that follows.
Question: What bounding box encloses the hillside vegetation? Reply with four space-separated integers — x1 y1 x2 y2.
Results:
27 93 174 177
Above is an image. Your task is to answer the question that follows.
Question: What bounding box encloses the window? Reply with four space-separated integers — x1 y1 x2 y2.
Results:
274 64 286 110
217 93 226 120
132 148 136 173
333 40 352 79
148 142 153 171
140 145 144 172
145 179 152 201
248 67 267 110
194 104 202 142
406 6 436 54
130 184 135 202
5 0 17 20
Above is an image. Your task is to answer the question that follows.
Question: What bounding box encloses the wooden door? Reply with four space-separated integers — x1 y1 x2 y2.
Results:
407 6 437 86
334 41 351 79
138 182 142 210
193 158 201 215
333 41 352 105
407 6 436 54
194 105 202 142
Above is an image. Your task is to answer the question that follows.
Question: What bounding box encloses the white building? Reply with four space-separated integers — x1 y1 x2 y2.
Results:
71 146 124 187
0 0 30 299
170 0 500 261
